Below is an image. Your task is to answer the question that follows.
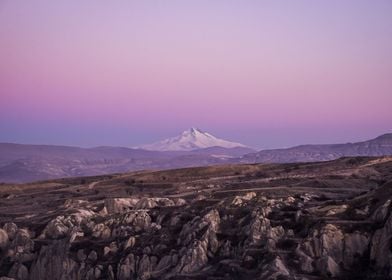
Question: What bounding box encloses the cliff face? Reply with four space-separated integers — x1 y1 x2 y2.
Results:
1 157 392 279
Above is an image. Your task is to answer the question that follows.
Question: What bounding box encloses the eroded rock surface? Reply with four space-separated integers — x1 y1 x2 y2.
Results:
1 156 392 279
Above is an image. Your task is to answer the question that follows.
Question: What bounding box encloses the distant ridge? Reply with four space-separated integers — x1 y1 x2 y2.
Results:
241 133 392 163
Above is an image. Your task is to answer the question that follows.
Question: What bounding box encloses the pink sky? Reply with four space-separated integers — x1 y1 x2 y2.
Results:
0 1 391 148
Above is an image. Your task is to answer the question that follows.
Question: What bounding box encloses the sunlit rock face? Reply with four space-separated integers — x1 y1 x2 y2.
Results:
0 156 392 279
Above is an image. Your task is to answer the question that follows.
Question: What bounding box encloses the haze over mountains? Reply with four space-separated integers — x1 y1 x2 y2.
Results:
0 130 391 183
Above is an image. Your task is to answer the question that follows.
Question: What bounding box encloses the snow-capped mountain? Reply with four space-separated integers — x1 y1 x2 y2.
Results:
139 128 248 151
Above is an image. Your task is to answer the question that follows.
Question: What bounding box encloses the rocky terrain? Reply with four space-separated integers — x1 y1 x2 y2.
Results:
1 156 392 279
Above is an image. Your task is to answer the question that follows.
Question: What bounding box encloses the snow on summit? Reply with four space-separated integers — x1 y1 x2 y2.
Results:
139 128 247 151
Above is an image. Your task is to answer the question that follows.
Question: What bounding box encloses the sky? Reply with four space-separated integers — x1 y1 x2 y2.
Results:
0 0 391 149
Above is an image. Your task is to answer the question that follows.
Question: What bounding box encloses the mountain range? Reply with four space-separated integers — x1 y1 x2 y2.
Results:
241 133 392 163
0 129 391 183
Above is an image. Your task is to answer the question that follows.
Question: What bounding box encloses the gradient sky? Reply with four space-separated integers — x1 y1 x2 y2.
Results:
0 1 391 149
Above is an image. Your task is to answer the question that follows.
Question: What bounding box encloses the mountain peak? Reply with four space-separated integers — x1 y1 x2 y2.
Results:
190 127 201 133
139 128 247 151
184 127 204 136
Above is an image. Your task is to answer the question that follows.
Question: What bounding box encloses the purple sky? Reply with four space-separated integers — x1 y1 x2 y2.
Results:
0 1 391 149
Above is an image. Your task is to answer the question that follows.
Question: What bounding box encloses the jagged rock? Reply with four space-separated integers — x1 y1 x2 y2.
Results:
297 225 370 275
108 265 115 280
287 229 294 237
0 229 9 250
137 254 157 279
92 223 111 239
150 223 162 231
247 209 271 245
3 223 18 240
175 241 209 273
135 198 158 209
194 194 206 201
12 229 33 254
371 199 391 222
319 224 344 263
371 208 392 270
260 256 290 279
87 250 98 263
135 197 175 209
40 210 94 241
105 198 139 214
117 253 137 280
125 236 136 249
63 199 88 209
301 224 343 261
174 198 187 206
122 211 152 232
231 192 256 206
169 215 181 227
295 247 314 273
8 263 29 280
104 242 118 256
343 231 369 268
285 196 296 204
69 209 95 225
219 240 232 257
30 240 79 280
77 249 87 262
143 246 152 255
175 210 220 273
247 206 282 248
69 230 84 243
41 216 69 239
155 254 176 272
325 204 348 216
316 256 340 278
267 226 285 243
86 265 102 280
